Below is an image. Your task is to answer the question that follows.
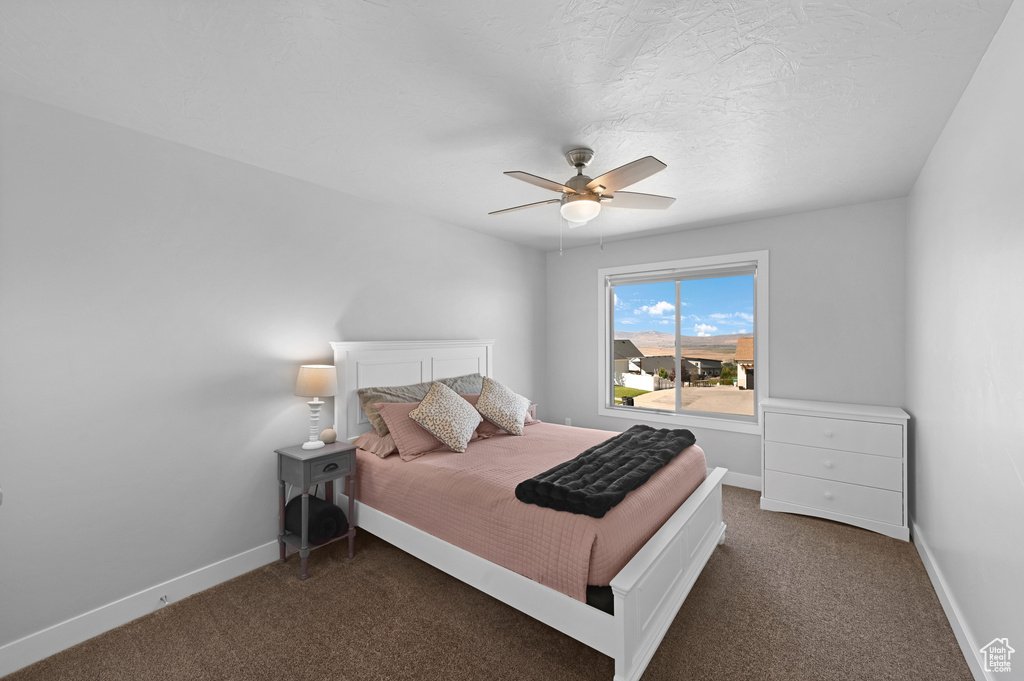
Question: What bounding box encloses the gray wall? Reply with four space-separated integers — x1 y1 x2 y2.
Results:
0 92 546 648
906 0 1024 665
545 198 907 478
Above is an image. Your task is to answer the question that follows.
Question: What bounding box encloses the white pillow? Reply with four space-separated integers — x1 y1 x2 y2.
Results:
409 382 482 453
476 377 531 436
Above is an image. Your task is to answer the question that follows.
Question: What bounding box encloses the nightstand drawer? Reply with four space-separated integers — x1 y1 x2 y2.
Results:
764 412 902 458
309 454 352 484
764 470 903 526
764 441 902 491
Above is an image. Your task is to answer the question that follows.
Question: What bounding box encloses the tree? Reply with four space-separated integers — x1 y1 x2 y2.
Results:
720 362 737 383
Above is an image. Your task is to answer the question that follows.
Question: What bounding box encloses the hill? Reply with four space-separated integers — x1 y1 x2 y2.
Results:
615 330 751 361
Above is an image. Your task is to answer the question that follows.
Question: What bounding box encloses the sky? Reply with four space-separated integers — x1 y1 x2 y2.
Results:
613 275 754 337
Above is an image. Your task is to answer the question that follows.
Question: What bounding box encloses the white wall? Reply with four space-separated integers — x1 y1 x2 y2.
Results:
546 198 907 478
0 92 546 660
906 0 1024 671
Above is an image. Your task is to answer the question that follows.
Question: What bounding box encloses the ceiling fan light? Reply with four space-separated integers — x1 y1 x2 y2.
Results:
560 194 601 223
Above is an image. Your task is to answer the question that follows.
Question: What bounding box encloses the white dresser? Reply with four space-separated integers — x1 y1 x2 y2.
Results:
760 398 909 541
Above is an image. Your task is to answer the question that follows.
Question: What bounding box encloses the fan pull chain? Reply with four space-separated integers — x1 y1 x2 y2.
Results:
599 221 604 251
559 219 564 256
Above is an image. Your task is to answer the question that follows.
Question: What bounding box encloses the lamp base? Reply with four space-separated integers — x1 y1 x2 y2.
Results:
302 440 326 450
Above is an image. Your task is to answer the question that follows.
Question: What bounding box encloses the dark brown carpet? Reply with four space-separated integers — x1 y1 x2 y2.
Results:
5 487 970 680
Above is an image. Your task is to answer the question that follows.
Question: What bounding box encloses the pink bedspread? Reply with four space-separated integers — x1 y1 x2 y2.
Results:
355 422 707 602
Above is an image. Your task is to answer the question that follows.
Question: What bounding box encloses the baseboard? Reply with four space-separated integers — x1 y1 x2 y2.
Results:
910 517 988 681
0 541 280 678
720 470 761 491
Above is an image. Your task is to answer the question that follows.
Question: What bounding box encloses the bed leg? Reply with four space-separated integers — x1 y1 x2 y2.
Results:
718 526 727 545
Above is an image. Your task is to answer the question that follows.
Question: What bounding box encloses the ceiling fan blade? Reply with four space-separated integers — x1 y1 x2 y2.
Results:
586 156 667 193
504 171 574 194
603 191 676 210
488 198 561 215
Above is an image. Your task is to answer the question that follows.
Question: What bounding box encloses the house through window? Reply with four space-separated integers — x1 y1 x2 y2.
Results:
598 251 769 434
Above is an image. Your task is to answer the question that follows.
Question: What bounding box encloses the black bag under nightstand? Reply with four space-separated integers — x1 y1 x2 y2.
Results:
284 495 349 545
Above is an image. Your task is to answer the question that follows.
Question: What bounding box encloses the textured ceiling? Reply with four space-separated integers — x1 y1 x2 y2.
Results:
0 0 1012 250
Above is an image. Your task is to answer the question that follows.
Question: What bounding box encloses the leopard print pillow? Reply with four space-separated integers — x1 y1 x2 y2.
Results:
409 382 482 453
476 377 530 436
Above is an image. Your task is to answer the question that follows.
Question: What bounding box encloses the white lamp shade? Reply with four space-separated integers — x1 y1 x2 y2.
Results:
294 365 338 398
560 194 601 223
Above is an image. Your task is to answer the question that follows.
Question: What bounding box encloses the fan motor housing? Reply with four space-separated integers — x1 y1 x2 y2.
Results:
566 174 593 193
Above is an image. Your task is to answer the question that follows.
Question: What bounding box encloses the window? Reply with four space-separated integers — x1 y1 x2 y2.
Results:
597 251 769 434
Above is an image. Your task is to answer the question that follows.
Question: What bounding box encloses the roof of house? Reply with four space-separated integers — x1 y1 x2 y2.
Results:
684 357 723 368
639 356 698 372
735 337 754 362
613 339 643 360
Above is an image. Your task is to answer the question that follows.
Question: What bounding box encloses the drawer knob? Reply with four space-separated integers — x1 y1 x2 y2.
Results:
824 492 833 501
824 431 833 438
824 461 833 469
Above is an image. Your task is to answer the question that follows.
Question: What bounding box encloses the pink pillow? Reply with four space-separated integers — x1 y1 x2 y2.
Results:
374 396 537 459
375 402 445 461
353 430 398 459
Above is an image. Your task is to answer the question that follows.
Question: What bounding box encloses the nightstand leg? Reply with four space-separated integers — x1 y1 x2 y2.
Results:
299 490 310 580
278 480 286 562
347 473 356 558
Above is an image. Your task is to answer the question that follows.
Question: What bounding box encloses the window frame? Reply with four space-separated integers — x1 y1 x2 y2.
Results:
597 250 769 435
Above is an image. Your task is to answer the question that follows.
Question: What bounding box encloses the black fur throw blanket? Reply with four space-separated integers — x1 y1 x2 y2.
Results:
514 425 696 518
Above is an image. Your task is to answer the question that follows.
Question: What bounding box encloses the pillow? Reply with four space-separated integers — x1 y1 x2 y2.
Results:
376 402 445 461
409 383 482 453
475 403 539 438
357 373 484 435
353 430 398 459
476 377 531 436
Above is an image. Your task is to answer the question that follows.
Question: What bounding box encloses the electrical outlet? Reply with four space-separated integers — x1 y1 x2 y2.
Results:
564 417 572 427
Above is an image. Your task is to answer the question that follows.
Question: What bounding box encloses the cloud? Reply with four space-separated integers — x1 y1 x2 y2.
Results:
620 319 637 325
738 328 748 333
694 323 718 337
635 301 674 316
709 312 754 325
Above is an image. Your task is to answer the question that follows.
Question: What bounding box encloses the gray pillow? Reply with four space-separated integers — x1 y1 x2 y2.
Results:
357 373 483 435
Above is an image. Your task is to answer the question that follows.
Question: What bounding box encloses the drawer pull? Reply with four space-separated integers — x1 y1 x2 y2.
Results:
824 461 833 469
323 463 339 473
824 431 833 438
824 492 833 501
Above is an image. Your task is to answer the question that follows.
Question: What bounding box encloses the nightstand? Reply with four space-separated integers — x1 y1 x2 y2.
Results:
276 441 357 579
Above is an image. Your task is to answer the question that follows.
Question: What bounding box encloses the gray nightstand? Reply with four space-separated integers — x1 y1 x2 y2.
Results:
276 441 357 579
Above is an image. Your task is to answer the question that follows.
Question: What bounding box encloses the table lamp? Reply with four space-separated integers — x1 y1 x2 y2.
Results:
294 365 338 450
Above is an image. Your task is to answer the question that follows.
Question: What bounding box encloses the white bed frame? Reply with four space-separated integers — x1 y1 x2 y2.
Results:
330 339 727 681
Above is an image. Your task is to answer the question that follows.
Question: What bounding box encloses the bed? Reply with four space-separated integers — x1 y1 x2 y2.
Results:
330 339 727 681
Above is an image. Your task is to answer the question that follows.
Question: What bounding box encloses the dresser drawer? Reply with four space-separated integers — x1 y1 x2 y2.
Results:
764 441 902 491
764 470 903 526
764 412 902 458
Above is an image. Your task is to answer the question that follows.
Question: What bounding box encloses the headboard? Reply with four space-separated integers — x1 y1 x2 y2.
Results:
330 339 495 442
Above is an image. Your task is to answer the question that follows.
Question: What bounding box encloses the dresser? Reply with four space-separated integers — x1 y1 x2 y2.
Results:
760 398 909 541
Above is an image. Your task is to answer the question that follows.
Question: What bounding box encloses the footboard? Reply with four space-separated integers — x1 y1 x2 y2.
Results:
337 466 727 681
610 467 727 681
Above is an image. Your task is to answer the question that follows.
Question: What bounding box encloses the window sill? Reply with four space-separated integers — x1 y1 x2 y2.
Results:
597 405 761 435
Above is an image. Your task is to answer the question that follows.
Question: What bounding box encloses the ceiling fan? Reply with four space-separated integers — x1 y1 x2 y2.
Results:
490 148 675 227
